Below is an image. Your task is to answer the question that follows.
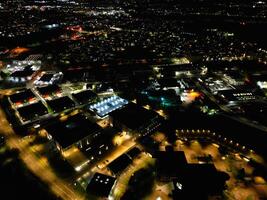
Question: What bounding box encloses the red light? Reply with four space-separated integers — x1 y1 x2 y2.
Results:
16 101 22 106
29 97 35 102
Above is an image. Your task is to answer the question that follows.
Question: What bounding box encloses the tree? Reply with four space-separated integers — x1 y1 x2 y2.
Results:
122 167 155 200
236 168 245 180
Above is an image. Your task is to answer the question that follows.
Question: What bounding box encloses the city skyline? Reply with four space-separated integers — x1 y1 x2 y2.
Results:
0 1 267 200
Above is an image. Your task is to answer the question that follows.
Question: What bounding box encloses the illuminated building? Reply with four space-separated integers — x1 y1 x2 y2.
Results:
89 95 128 118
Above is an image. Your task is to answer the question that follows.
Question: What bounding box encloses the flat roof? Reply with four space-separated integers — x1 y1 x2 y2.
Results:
47 96 75 113
126 147 141 159
82 129 114 156
10 70 34 78
110 103 158 130
39 73 54 82
86 173 116 197
37 85 61 96
72 90 97 105
219 89 261 102
17 101 48 122
89 96 128 117
9 89 36 104
108 154 132 175
10 65 34 77
45 113 102 149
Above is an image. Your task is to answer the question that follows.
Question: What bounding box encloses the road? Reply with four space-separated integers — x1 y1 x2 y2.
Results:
0 106 83 200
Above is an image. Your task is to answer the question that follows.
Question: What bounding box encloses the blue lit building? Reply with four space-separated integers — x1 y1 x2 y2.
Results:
88 96 128 118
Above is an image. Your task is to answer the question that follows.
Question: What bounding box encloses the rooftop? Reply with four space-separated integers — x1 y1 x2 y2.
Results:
86 173 116 197
9 89 36 104
17 101 48 122
218 88 263 102
47 96 75 113
126 147 141 159
39 73 54 82
72 90 97 105
45 113 102 149
108 154 132 175
37 85 62 96
89 96 128 117
110 103 159 130
10 70 34 78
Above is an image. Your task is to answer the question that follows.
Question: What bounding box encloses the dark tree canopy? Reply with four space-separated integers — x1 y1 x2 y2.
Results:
122 167 155 200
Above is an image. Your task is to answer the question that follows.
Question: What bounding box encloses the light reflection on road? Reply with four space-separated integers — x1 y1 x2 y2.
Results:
0 106 83 200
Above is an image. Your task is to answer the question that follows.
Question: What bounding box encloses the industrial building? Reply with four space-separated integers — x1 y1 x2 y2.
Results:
110 103 162 137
